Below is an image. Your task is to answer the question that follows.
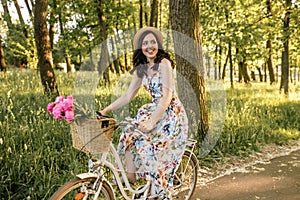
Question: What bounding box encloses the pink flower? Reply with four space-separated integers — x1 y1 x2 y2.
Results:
67 95 75 103
55 95 64 104
62 96 75 111
47 95 76 122
65 110 75 122
47 103 54 114
52 102 64 119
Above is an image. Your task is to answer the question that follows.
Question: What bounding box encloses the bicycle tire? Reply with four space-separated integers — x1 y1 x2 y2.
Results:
172 150 198 200
49 177 114 200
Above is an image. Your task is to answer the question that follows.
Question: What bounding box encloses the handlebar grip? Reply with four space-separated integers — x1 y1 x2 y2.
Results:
96 111 111 119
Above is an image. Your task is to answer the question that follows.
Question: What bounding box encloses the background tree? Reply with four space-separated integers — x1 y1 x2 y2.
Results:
0 0 299 93
34 0 59 95
265 0 275 85
94 0 111 83
1 0 12 28
13 0 28 37
280 0 291 95
150 0 158 27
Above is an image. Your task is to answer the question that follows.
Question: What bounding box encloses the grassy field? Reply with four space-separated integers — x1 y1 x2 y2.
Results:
0 69 299 199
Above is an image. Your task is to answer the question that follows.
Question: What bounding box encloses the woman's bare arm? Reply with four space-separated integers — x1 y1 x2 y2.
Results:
100 72 142 115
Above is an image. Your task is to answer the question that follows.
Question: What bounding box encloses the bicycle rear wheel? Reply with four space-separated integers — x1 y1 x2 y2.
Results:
50 177 114 200
172 150 198 200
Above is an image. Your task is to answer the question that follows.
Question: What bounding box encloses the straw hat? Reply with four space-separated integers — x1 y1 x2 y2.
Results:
133 27 163 50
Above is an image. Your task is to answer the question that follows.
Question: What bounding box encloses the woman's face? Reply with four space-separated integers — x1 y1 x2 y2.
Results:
141 33 158 60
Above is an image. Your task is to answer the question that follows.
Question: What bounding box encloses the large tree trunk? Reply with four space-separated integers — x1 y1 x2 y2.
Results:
0 38 7 72
280 0 291 95
169 0 208 141
34 0 59 96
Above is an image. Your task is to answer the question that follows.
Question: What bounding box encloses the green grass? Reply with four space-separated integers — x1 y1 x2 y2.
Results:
0 70 299 199
200 82 300 165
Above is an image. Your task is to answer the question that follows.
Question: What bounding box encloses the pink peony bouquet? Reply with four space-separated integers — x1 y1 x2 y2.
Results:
47 95 75 122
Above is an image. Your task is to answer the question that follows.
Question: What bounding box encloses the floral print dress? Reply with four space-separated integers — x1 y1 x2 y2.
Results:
117 66 188 199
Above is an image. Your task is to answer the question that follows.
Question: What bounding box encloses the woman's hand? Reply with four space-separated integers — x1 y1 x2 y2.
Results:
138 119 155 133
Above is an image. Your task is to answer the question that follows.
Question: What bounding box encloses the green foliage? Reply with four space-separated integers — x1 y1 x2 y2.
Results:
200 0 300 71
3 24 37 69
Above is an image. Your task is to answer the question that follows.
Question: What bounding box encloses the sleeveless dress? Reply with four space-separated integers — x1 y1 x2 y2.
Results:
116 65 188 199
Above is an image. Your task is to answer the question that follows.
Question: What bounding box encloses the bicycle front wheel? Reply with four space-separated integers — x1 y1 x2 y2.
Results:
50 177 114 200
172 150 198 200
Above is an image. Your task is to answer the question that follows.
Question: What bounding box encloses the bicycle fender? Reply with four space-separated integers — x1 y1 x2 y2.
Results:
76 172 98 179
104 180 116 200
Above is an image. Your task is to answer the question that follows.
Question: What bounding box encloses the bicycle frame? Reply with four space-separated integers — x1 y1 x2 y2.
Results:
75 136 197 200
76 142 154 200
50 116 198 200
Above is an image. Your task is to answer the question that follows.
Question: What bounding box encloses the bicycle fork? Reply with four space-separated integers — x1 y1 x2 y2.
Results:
76 157 114 200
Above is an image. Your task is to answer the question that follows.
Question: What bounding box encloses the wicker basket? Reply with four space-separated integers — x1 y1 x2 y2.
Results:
71 118 116 154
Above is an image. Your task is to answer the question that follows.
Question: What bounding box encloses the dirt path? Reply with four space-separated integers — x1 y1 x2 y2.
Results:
191 141 300 200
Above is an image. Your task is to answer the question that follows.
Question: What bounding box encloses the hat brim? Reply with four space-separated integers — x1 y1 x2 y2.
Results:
133 27 163 50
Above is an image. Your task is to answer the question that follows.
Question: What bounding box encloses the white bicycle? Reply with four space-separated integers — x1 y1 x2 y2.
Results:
50 116 198 200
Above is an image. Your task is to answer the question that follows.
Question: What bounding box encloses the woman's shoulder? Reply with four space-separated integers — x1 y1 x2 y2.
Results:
159 58 172 69
158 58 173 75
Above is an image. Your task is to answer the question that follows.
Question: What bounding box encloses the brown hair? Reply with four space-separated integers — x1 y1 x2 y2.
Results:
130 30 174 78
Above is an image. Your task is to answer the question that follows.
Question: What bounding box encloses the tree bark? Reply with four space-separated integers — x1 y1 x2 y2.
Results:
225 5 233 88
13 0 28 38
0 38 7 72
266 0 275 85
110 36 120 74
150 0 158 27
257 66 263 82
57 2 72 72
280 0 291 95
49 0 56 50
144 0 149 26
169 0 208 140
34 0 59 96
95 0 110 83
218 44 222 80
229 42 234 88
24 0 33 19
236 48 250 83
139 0 143 28
13 0 24 24
221 51 229 80
1 0 13 29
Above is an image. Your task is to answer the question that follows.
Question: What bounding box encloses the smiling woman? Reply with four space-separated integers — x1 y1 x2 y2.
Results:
141 33 159 60
100 27 189 199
